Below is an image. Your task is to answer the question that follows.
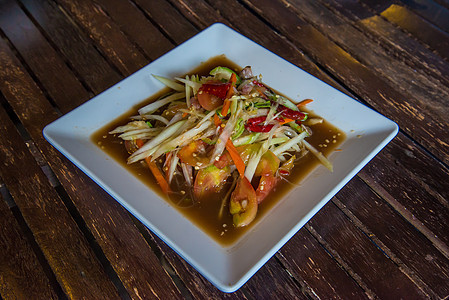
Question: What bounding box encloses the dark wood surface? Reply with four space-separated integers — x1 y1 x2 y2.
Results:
1 0 448 298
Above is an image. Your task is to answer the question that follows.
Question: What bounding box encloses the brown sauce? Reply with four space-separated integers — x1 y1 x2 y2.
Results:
92 55 345 246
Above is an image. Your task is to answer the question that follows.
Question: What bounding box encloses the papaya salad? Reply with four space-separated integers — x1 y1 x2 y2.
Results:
108 65 335 228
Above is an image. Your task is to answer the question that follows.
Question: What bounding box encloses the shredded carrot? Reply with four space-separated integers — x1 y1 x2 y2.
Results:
214 113 221 127
135 138 145 148
221 73 237 116
280 118 294 125
182 112 188 118
135 139 171 193
297 99 313 107
227 73 237 95
221 99 231 116
145 156 172 194
225 139 245 178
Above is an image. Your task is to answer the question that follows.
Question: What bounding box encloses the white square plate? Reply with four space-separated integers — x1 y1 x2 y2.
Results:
43 23 398 292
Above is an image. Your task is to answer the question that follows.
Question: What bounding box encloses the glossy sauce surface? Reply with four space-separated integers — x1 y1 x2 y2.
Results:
92 56 345 245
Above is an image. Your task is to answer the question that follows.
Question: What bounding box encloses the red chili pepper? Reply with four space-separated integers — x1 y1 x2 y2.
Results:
246 116 267 125
246 124 274 132
277 105 306 120
245 116 285 132
200 82 231 99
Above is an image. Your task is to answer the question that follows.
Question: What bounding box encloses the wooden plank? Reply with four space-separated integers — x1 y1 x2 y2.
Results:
148 227 308 299
147 230 248 299
282 1 449 253
0 0 90 112
320 0 449 87
278 229 370 299
133 0 198 44
336 176 449 298
0 179 58 299
398 0 449 33
165 0 229 28
0 96 119 298
169 0 348 94
0 36 183 299
19 0 122 95
53 0 148 77
94 0 174 60
243 258 308 300
241 0 449 165
358 133 449 247
283 0 449 131
308 202 429 298
362 1 449 61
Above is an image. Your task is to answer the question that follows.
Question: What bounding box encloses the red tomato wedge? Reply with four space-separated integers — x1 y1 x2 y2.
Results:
229 177 258 227
177 140 210 168
197 82 231 111
193 165 231 199
197 90 223 111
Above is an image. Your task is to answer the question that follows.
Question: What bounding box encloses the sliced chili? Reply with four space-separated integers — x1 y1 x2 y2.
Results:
199 82 231 99
246 124 274 132
277 104 306 120
245 116 284 132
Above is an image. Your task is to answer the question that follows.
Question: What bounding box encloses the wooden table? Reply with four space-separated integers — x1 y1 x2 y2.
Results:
1 0 448 298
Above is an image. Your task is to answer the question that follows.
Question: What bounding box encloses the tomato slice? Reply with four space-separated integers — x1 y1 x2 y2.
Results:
229 177 258 227
254 150 280 177
197 90 223 111
196 82 231 111
178 140 210 168
256 174 278 204
193 165 231 199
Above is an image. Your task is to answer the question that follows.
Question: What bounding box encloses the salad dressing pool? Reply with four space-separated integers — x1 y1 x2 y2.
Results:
92 56 345 245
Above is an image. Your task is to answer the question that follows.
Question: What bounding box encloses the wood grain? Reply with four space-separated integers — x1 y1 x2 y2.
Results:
284 0 449 123
94 0 174 60
308 202 429 298
336 176 449 298
0 0 90 112
19 0 123 95
358 133 449 248
242 0 449 165
0 177 58 299
397 0 449 33
133 0 198 44
278 228 370 299
363 1 449 61
321 0 449 87
147 229 248 299
54 0 148 76
0 33 182 299
0 79 119 298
